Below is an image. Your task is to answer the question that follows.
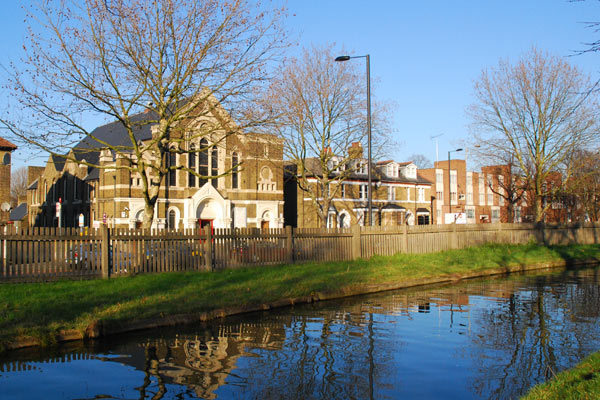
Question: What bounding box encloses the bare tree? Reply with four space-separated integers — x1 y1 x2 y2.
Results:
0 0 286 228
262 45 391 226
10 166 27 207
564 148 600 221
468 48 599 222
408 154 432 169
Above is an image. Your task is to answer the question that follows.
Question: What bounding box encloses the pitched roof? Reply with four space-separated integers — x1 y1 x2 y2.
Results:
27 178 39 190
0 137 17 151
292 157 431 185
51 154 66 172
10 203 27 221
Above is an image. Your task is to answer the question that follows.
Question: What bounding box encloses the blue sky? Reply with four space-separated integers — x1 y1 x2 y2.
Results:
1 1 599 170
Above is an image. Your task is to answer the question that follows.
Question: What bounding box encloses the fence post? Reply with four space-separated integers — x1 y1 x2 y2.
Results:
204 225 213 271
101 225 110 279
402 223 408 253
286 225 294 264
351 225 361 259
451 222 458 249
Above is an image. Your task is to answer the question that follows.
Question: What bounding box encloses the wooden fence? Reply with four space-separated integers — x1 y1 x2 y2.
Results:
1 223 599 282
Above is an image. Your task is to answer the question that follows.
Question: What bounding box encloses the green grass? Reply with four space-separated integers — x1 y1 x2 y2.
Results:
0 242 599 350
521 351 600 400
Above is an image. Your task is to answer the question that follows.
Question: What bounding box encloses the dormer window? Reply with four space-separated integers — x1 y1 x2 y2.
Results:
357 161 366 174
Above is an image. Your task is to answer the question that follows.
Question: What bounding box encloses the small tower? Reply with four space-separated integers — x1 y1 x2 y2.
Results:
0 137 17 224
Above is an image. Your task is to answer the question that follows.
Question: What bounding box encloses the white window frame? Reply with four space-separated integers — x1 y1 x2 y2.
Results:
388 186 395 201
359 184 367 200
418 187 425 202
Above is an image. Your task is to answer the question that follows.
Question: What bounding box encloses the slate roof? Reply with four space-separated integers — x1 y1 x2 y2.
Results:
84 167 100 181
27 178 39 190
10 203 27 221
57 110 160 181
299 157 431 185
51 154 66 172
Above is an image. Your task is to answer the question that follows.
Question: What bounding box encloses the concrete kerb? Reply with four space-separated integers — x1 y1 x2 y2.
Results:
4 258 598 352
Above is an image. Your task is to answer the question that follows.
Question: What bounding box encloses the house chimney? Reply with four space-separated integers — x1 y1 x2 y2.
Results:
144 101 153 114
348 142 363 159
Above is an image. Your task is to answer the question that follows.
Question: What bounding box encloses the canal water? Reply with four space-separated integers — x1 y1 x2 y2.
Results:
1 267 599 400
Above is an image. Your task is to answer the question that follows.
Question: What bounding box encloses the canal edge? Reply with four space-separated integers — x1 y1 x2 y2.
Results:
5 258 598 352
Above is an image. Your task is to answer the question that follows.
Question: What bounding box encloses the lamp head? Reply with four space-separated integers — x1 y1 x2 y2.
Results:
335 56 351 62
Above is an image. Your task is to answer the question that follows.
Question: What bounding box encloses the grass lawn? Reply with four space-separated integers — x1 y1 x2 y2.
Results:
0 242 599 351
521 351 600 400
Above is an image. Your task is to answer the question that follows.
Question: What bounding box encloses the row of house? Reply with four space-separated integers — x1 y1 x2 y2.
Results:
1 107 571 230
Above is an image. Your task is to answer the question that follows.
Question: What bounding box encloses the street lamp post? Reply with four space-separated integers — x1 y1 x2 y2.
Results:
335 54 372 225
448 148 463 223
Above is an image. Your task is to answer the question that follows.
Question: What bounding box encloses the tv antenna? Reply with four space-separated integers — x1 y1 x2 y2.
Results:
430 133 444 163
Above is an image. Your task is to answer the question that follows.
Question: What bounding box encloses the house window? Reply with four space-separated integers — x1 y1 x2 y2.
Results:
451 192 457 202
467 192 473 204
211 147 218 188
418 187 425 202
450 171 457 186
479 175 485 204
406 187 411 201
492 208 500 223
168 209 176 230
341 183 346 198
357 210 365 226
357 162 366 174
199 139 209 186
232 152 239 189
388 186 395 201
498 176 505 206
466 208 475 219
488 192 493 205
167 150 176 187
73 177 78 201
189 144 196 187
436 191 443 202
359 184 367 200
466 174 472 187
436 171 443 184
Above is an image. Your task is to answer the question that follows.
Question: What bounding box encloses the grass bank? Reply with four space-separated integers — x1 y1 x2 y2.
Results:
521 350 600 400
1 242 599 351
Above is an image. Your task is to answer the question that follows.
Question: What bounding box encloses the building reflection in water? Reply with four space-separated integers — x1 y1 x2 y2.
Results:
1 268 599 400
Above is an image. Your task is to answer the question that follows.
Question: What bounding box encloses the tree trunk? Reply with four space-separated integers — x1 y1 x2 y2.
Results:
534 195 544 223
142 202 155 230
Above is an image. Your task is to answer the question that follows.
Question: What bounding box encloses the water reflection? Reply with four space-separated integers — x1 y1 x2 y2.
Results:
1 268 599 400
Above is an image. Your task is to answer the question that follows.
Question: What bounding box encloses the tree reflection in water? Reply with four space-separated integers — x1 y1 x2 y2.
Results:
0 268 599 400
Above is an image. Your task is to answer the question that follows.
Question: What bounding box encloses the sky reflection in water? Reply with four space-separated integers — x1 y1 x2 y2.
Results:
1 267 599 400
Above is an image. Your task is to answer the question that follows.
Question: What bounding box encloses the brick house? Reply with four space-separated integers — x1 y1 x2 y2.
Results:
284 145 433 228
26 105 284 230
421 160 513 224
420 160 572 224
0 137 17 225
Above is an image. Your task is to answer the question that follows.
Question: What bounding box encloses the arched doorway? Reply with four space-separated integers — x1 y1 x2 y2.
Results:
135 210 144 229
261 211 271 230
338 211 350 228
196 199 220 230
